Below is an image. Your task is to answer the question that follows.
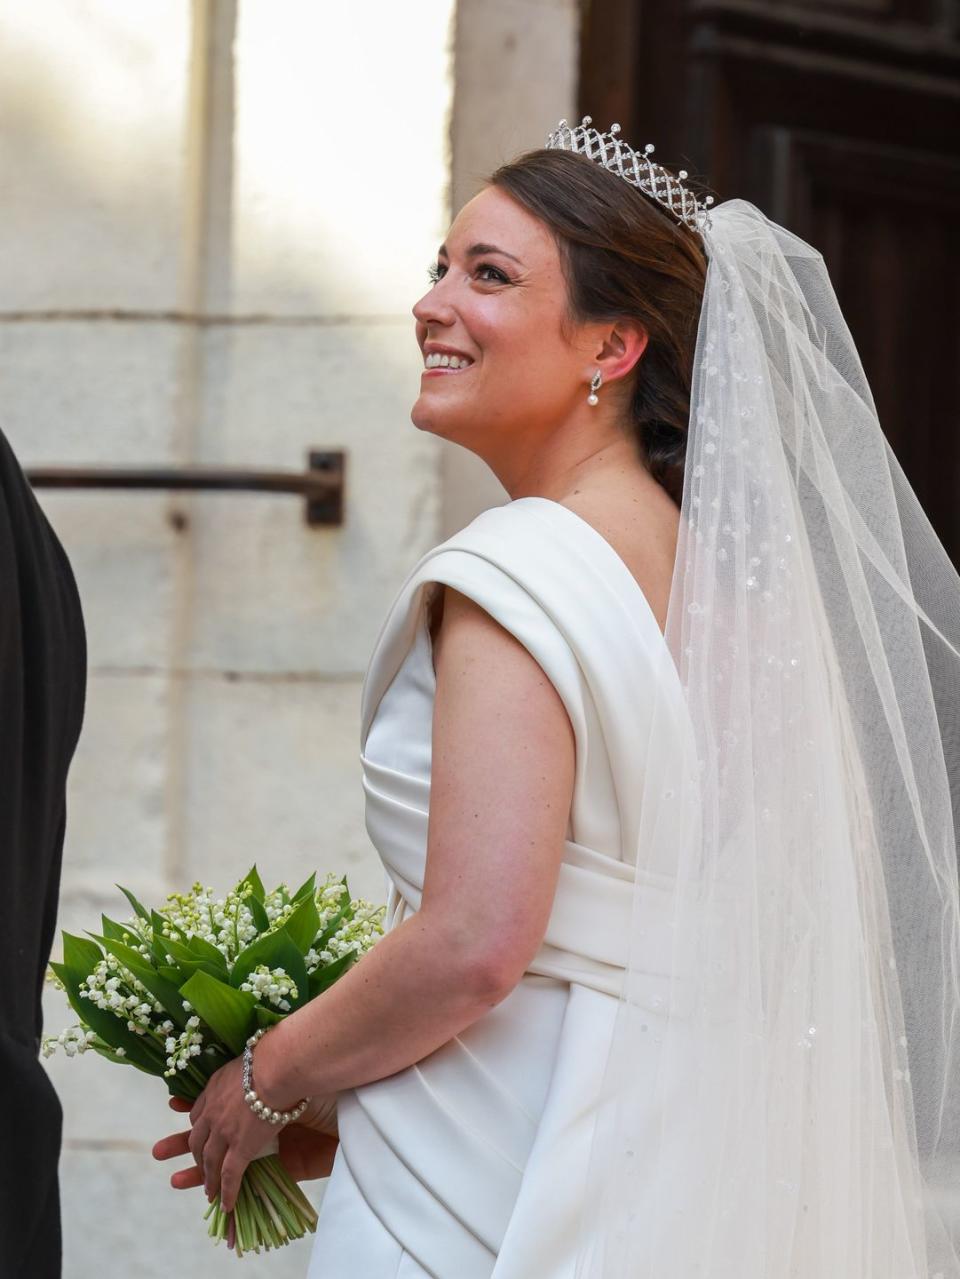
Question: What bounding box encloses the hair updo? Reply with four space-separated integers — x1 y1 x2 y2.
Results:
486 148 707 507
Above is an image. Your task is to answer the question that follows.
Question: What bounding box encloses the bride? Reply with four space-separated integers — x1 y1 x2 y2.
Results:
155 119 960 1277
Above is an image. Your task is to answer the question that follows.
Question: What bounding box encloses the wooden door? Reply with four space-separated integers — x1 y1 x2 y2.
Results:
579 0 960 561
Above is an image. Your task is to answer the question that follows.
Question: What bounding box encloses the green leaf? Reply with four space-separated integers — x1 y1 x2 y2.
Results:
179 970 257 1056
282 893 321 955
162 934 225 982
308 950 357 997
246 894 270 934
230 929 309 1011
88 1039 162 1080
163 1070 200 1102
292 872 316 903
231 927 306 984
99 915 129 943
116 884 150 923
237 865 265 901
186 934 229 976
254 1006 285 1030
62 932 104 980
90 935 189 1030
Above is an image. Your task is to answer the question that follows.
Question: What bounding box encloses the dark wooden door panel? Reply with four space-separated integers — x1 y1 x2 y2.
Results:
578 0 960 560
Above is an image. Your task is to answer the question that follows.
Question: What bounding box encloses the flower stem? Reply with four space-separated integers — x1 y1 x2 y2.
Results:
243 1173 274 1249
259 1155 319 1227
257 1180 288 1242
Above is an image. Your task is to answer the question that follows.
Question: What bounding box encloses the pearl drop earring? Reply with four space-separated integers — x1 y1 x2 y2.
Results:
587 370 602 406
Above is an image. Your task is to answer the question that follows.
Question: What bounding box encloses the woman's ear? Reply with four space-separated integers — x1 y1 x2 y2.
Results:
593 319 649 384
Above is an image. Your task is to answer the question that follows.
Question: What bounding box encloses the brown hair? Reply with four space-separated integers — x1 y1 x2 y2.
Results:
487 148 707 506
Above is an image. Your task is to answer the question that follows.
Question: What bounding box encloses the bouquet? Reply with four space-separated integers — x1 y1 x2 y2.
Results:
44 866 385 1256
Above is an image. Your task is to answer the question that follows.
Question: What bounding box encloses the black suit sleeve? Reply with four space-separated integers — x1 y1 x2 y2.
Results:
0 429 87 1279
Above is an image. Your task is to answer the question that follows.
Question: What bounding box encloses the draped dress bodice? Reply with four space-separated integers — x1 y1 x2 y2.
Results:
308 496 695 1279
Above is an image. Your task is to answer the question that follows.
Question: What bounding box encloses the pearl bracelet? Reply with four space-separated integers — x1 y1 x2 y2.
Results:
241 1028 308 1127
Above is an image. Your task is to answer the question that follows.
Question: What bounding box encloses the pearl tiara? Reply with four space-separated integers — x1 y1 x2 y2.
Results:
544 116 715 235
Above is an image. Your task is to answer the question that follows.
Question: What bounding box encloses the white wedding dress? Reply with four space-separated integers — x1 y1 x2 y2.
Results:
307 495 696 1279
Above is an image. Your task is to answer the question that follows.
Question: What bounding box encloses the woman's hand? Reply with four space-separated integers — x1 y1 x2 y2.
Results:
184 1055 273 1212
153 1090 340 1204
151 1053 339 1213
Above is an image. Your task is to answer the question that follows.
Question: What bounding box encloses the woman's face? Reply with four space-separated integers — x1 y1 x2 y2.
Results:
410 185 606 469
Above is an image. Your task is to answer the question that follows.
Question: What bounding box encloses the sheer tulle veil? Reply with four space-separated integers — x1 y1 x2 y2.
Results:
573 197 960 1276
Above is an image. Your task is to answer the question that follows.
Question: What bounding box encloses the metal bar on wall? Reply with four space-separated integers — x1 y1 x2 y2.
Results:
26 448 345 527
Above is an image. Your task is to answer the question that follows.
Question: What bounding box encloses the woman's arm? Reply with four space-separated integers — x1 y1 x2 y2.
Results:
177 586 576 1210
257 584 577 1103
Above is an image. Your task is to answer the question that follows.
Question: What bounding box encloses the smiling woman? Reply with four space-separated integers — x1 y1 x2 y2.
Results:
262 141 705 1279
410 151 705 510
160 138 703 1279
159 135 701 1279
163 114 960 1279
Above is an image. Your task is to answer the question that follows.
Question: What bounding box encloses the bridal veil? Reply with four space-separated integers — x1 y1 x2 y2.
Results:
573 195 960 1277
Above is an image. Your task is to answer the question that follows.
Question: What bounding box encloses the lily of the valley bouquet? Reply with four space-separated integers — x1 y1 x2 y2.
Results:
45 867 385 1256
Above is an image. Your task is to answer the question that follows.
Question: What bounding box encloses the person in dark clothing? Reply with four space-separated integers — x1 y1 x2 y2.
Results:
0 428 86 1278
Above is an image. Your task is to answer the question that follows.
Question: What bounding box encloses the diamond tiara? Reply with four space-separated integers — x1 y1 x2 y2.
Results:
545 116 715 235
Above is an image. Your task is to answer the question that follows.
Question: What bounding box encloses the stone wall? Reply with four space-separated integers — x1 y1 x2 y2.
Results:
2 2 453 1273
2 0 580 1271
